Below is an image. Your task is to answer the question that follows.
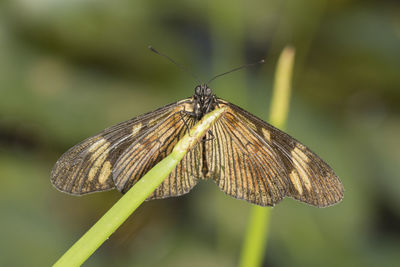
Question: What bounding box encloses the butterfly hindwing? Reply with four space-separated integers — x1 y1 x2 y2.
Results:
51 100 193 195
204 107 288 206
221 100 344 207
112 109 202 198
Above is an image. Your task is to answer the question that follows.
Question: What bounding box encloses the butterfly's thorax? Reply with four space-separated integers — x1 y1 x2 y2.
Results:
192 84 218 119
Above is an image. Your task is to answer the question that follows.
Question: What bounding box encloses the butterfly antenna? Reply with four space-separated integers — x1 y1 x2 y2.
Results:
148 46 202 84
207 59 265 84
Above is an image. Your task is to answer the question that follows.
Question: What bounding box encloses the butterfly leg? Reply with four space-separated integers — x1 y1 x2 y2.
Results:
179 110 214 142
201 130 215 142
204 96 219 114
214 96 220 108
179 110 193 136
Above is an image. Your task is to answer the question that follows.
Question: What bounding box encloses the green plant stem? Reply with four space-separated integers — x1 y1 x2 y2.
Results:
53 107 227 267
239 46 295 267
270 46 295 129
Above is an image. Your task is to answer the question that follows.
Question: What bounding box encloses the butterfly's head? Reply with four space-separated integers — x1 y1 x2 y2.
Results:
194 84 212 97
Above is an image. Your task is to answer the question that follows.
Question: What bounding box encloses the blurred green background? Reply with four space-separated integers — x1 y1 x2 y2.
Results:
1 0 399 266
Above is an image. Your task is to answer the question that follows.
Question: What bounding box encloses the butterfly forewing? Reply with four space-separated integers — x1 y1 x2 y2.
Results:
220 100 344 207
51 99 193 195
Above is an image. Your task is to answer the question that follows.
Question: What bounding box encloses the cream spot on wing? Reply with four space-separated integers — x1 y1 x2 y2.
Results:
88 151 109 182
88 138 107 153
132 122 142 136
87 139 110 182
148 118 159 127
292 146 310 163
296 143 306 150
98 161 112 184
262 128 271 142
90 139 110 162
289 169 303 195
181 102 194 113
291 147 312 191
302 175 312 191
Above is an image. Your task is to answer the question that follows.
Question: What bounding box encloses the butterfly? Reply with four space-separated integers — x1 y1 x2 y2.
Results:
51 83 344 207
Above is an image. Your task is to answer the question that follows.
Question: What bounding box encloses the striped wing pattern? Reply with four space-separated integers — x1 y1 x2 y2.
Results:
113 111 201 198
204 110 288 206
219 100 344 207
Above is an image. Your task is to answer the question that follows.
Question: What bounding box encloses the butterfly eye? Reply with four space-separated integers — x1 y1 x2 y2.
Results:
205 87 212 95
195 86 201 95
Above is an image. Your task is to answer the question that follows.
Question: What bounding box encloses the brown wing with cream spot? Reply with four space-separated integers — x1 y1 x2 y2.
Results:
204 106 289 206
113 112 202 198
223 100 344 207
51 99 193 195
